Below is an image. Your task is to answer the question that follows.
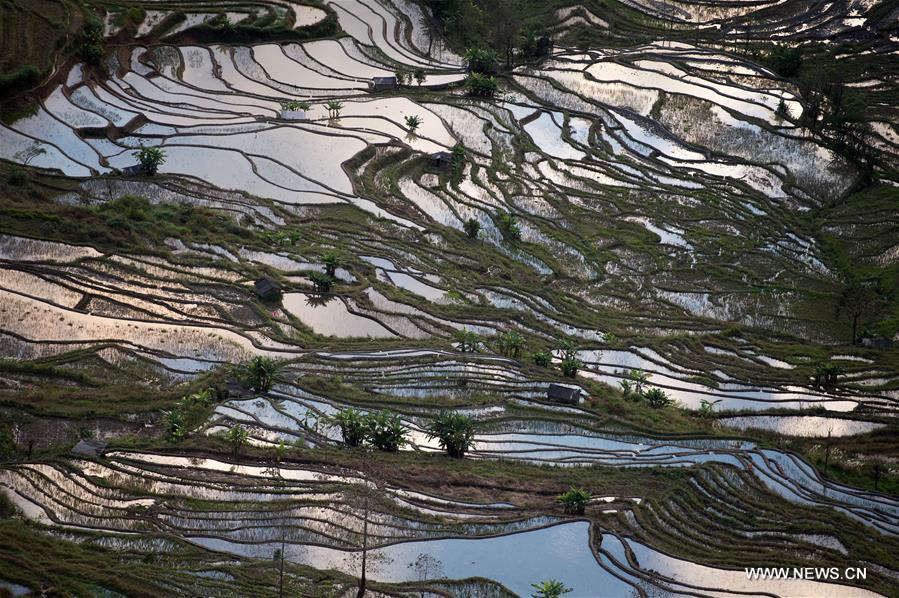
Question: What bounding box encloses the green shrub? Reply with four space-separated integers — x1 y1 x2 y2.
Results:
309 271 334 292
533 349 552 367
644 387 671 408
332 408 367 447
452 328 480 352
557 487 590 515
531 579 572 598
366 411 406 452
463 218 480 239
496 211 521 241
426 411 477 458
236 357 280 392
134 146 166 175
465 72 498 97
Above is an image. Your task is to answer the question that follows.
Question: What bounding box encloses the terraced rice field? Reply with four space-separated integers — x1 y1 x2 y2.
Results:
0 0 897 595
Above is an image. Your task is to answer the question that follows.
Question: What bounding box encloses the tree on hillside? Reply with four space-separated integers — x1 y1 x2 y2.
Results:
836 281 884 345
134 146 166 175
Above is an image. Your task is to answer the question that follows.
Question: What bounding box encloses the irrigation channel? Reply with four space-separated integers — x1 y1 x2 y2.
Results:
0 0 897 595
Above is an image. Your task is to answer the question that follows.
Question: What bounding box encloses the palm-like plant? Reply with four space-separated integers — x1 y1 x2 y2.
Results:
533 349 552 367
163 409 186 441
227 424 249 456
556 487 590 515
280 99 311 111
236 356 280 392
697 398 721 417
463 218 480 239
452 328 479 353
559 356 581 378
134 145 166 175
366 411 406 452
644 387 671 409
322 251 341 277
497 330 524 359
496 211 521 241
309 271 334 292
531 579 572 598
405 114 423 132
332 408 368 447
463 47 498 74
325 99 344 119
426 411 476 458
628 369 650 396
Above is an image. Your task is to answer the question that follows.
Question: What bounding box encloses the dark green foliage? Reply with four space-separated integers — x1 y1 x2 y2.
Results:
394 68 413 85
166 12 339 44
322 251 341 276
451 143 466 174
464 47 498 74
405 114 422 131
236 357 280 392
557 340 581 377
532 349 552 368
309 270 334 292
426 411 476 457
519 25 553 60
559 356 581 377
814 363 843 387
227 424 249 456
463 218 480 239
764 45 802 78
134 146 166 175
496 211 520 241
644 387 671 408
365 410 406 452
79 17 105 66
556 487 590 515
163 388 218 441
280 99 311 111
324 100 344 118
452 328 479 352
465 72 497 97
332 408 367 447
836 280 887 345
497 330 523 358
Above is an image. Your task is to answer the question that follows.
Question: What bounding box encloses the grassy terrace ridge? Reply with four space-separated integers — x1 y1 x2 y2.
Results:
0 0 897 595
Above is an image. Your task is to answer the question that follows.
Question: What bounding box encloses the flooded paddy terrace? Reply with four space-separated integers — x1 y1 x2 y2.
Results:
0 0 897 594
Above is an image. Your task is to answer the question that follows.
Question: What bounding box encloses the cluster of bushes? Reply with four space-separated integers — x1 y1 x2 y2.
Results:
394 68 427 86
455 330 585 379
163 387 220 441
618 369 672 408
331 409 406 452
556 487 591 515
79 18 105 66
464 72 498 97
332 409 477 457
171 11 338 44
235 357 281 392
